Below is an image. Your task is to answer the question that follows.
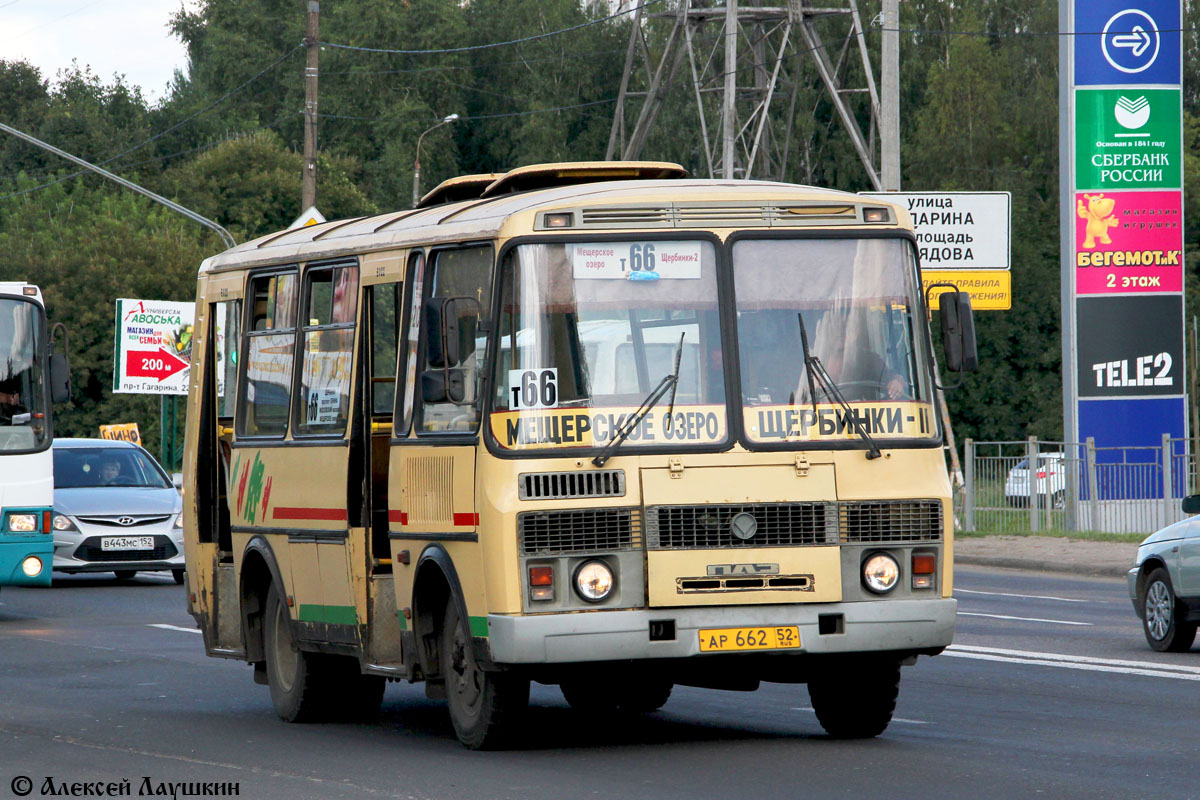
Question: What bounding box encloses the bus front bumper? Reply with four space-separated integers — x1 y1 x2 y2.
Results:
486 598 956 664
0 538 53 587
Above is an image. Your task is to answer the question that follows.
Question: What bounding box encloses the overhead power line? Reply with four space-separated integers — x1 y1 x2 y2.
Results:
314 96 617 123
319 0 662 55
0 46 301 202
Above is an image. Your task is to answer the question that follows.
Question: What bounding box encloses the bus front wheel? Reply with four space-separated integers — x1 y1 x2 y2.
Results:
807 658 901 739
440 601 529 749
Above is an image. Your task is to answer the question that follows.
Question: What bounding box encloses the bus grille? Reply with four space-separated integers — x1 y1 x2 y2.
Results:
646 503 836 549
519 469 625 500
519 508 642 555
840 500 943 543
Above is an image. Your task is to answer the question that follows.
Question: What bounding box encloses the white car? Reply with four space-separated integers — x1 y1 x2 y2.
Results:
50 438 185 583
1004 452 1066 508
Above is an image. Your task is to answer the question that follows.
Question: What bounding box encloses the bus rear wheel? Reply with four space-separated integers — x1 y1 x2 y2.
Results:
264 584 332 722
807 658 901 739
440 601 528 749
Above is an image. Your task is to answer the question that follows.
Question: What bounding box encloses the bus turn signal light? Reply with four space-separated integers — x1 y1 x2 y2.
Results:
529 565 554 601
911 553 936 589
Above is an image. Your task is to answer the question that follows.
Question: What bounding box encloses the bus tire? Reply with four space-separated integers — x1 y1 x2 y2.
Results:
559 679 616 711
441 600 529 749
808 659 901 739
618 680 673 713
264 583 331 723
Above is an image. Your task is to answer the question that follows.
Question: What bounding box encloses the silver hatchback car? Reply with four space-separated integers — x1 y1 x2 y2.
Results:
1128 494 1200 652
50 439 185 583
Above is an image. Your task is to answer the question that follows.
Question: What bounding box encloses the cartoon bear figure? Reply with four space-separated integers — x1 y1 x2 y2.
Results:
1077 194 1118 248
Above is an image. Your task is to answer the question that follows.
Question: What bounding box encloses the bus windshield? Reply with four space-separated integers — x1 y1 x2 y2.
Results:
733 238 937 445
0 298 47 452
490 241 727 452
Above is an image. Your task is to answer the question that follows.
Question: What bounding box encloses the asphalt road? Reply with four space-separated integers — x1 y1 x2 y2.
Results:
1 567 1197 800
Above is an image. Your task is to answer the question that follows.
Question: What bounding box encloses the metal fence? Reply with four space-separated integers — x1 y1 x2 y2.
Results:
963 435 1195 535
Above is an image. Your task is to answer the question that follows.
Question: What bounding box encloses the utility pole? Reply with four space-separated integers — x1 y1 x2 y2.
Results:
302 0 319 211
880 0 899 191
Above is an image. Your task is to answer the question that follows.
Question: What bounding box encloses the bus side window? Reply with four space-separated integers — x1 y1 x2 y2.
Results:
296 263 358 436
396 251 425 436
214 300 241 419
370 284 399 416
418 246 493 434
239 271 298 437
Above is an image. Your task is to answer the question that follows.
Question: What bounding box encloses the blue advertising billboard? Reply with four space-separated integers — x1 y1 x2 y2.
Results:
1074 1 1181 86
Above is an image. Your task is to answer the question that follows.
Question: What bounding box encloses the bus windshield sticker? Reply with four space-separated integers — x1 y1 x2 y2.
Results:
507 368 559 410
572 242 702 281
491 405 725 450
743 401 936 442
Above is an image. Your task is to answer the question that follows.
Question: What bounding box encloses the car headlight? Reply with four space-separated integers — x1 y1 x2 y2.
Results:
8 513 37 532
52 513 78 532
574 560 615 603
862 552 900 594
173 513 184 530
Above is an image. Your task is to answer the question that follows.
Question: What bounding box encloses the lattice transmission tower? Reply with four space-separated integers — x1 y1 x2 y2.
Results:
606 0 883 188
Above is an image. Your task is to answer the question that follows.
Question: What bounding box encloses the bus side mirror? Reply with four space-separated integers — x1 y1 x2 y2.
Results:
424 297 480 368
422 297 480 405
1182 495 1200 515
422 368 466 404
50 353 71 403
939 291 978 373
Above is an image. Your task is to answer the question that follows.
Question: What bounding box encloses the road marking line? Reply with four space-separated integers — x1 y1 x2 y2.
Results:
148 623 201 635
957 611 1091 626
790 707 927 724
949 644 1200 675
943 649 1200 682
955 588 1093 603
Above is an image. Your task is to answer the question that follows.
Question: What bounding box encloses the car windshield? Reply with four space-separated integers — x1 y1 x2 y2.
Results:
53 447 171 489
0 297 47 452
732 238 937 445
490 241 726 452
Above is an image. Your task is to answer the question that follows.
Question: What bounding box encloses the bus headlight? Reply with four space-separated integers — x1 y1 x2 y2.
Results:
574 560 615 603
21 556 43 577
8 514 37 532
862 553 900 594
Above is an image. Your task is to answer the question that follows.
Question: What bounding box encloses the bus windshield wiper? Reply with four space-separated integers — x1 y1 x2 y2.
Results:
593 332 685 468
797 313 882 460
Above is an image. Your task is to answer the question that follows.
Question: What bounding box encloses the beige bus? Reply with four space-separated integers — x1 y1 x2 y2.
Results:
182 162 977 749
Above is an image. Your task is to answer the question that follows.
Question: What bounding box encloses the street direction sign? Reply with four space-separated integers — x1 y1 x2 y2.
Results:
859 191 1011 271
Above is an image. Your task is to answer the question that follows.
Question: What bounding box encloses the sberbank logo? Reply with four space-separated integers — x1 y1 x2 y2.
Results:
1115 96 1150 131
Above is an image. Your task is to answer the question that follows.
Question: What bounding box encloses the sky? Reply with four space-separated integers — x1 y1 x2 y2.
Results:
1 0 194 102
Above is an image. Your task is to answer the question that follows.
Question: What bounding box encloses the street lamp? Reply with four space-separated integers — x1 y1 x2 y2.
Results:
413 113 460 208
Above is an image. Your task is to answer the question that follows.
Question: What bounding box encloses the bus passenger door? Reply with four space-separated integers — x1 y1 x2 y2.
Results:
389 246 493 668
189 279 242 654
356 257 404 669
